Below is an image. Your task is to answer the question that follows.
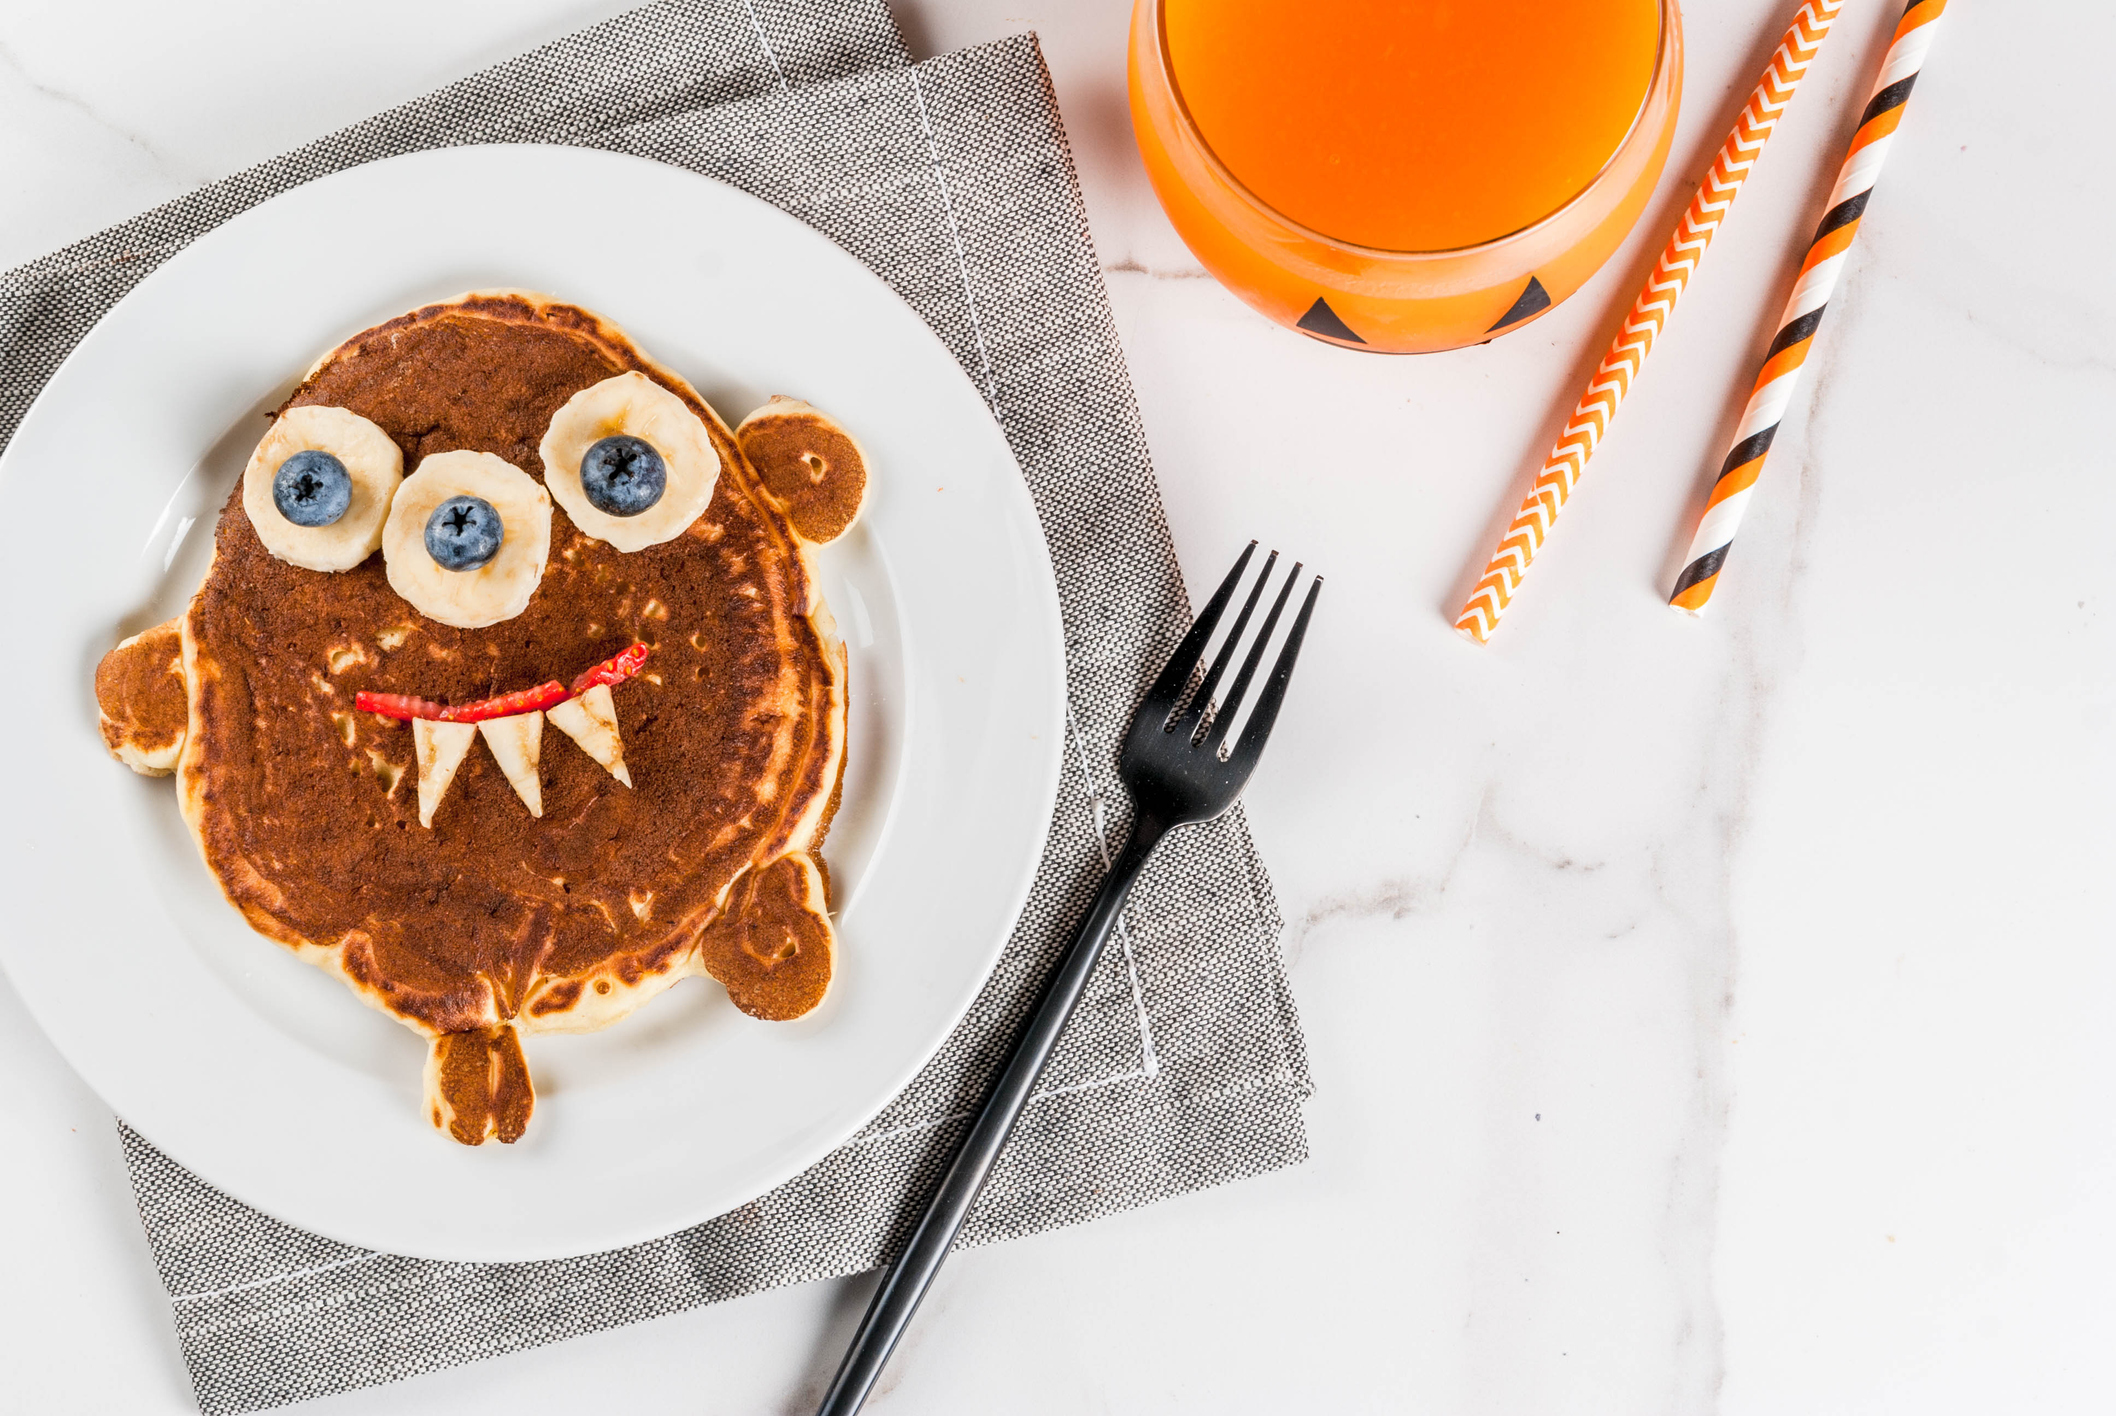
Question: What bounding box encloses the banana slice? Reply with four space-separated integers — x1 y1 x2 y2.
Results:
477 712 543 816
241 405 403 571
547 683 631 787
382 451 552 628
413 718 477 828
540 371 719 552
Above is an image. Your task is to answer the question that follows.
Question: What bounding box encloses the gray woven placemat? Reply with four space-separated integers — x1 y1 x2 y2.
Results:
0 3 1311 1411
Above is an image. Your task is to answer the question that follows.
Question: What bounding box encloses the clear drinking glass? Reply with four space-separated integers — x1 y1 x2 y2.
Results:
1128 0 1685 354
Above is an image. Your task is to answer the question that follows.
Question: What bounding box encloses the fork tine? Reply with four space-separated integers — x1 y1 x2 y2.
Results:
1174 550 1277 736
1205 560 1301 751
1220 575 1321 774
1138 541 1255 717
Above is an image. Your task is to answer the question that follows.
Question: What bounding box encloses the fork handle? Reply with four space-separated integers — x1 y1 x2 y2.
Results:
814 814 1171 1416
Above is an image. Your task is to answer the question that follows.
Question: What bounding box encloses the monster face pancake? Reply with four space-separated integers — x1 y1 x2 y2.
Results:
95 292 872 1145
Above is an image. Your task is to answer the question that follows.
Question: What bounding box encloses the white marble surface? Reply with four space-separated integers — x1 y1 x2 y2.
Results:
3 0 2111 1411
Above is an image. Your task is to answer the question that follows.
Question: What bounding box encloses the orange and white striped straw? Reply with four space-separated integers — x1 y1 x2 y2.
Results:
1455 0 1845 645
1669 0 1947 614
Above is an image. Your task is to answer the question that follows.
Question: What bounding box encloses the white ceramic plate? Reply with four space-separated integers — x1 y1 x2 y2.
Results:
0 146 1063 1263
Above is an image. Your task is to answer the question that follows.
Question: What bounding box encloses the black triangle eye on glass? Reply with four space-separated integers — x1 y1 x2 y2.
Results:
1296 273 1551 347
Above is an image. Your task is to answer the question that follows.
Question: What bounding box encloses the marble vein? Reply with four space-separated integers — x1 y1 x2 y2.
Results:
1104 256 1210 280
0 39 191 183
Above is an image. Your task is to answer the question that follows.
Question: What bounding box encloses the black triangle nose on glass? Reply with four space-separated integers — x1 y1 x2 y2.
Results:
815 542 1320 1415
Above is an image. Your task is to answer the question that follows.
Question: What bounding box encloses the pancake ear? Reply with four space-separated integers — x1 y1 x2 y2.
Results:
735 397 869 545
96 619 189 776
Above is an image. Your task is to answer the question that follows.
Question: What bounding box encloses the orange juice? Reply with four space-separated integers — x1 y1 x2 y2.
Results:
1129 0 1683 353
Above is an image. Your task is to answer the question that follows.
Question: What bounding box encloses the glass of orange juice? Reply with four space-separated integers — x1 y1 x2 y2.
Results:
1129 0 1683 354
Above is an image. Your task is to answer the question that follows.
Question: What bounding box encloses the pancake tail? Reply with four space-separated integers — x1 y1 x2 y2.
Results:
424 1024 534 1145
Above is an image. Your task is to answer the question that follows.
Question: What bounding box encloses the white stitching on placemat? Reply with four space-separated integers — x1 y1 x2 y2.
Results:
168 1249 384 1304
1065 704 1161 1078
741 0 790 93
907 68 1161 1082
848 1064 1154 1151
168 1047 1164 1310
908 69 1001 416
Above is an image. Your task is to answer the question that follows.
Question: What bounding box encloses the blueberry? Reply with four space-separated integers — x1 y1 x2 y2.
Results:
272 449 353 527
580 435 667 517
424 495 504 571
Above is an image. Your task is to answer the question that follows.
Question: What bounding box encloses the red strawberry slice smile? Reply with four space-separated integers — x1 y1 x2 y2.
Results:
354 642 650 723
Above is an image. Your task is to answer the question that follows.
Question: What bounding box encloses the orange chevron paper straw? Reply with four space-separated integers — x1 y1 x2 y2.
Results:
1669 0 1947 614
1455 0 1845 645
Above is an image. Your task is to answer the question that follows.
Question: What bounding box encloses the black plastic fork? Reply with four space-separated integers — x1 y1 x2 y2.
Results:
815 543 1320 1415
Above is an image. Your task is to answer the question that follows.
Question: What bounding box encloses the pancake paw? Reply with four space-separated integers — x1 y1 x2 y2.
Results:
424 1023 535 1145
696 851 837 1021
736 397 870 545
95 619 188 775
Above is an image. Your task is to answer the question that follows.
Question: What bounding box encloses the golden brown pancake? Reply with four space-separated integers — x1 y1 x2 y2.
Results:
93 292 870 1145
